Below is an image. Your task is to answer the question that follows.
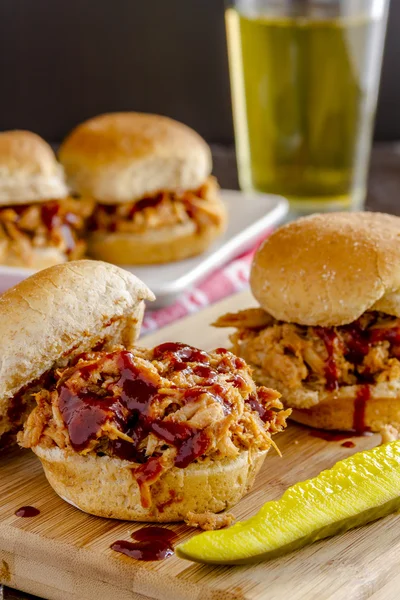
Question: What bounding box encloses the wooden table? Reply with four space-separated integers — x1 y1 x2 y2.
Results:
3 141 400 600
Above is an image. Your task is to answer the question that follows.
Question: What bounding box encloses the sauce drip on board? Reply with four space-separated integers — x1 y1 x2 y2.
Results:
132 526 177 544
110 539 173 562
341 440 356 448
15 506 40 518
111 527 176 562
353 385 371 433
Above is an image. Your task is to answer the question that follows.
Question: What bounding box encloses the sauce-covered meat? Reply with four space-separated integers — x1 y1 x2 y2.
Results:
215 309 400 393
0 197 93 264
19 344 289 508
89 177 224 235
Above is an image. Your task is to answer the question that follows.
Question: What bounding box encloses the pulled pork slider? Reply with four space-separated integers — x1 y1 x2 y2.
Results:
13 262 288 522
0 130 93 268
0 260 153 449
59 112 227 265
214 212 400 433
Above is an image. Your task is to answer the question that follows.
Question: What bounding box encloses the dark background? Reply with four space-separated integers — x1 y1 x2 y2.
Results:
0 0 399 144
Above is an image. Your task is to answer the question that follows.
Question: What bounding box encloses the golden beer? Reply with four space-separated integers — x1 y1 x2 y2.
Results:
226 3 388 212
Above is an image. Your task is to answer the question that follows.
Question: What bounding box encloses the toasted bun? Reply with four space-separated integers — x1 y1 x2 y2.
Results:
59 113 212 203
0 260 154 441
33 446 267 521
250 212 400 327
252 368 400 432
0 130 68 205
87 204 227 265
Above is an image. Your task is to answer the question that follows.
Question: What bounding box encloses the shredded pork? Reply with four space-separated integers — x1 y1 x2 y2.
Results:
19 344 289 508
214 309 400 392
0 197 93 265
89 177 225 235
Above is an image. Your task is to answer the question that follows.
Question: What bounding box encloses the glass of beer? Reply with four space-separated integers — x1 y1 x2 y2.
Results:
225 0 389 214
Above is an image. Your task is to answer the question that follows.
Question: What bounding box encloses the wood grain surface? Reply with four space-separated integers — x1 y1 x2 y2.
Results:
1 290 398 600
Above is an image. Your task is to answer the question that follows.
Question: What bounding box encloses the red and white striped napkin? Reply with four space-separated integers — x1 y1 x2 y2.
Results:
141 246 258 334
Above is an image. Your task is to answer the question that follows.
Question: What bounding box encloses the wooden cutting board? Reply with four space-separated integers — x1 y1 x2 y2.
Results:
0 290 397 600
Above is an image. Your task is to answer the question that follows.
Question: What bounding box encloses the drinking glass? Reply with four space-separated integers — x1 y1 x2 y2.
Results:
225 0 390 214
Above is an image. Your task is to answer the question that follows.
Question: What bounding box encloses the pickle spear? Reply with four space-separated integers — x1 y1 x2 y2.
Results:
177 441 400 564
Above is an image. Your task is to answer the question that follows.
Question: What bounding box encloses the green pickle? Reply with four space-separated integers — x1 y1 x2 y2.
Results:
176 442 400 564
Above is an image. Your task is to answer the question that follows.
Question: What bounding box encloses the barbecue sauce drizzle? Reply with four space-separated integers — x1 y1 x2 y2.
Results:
353 385 371 434
58 348 214 472
15 506 40 518
111 527 176 562
314 314 400 432
341 440 356 448
314 328 339 391
58 344 262 495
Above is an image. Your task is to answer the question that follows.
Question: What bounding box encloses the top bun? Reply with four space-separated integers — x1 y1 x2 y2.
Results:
0 260 154 440
59 112 212 203
250 212 400 327
0 130 68 205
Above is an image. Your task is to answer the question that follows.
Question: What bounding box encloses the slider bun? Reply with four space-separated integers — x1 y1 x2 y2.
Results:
291 383 400 432
0 260 154 441
250 212 400 327
0 130 68 205
253 369 400 432
88 213 227 265
59 112 212 203
33 446 267 521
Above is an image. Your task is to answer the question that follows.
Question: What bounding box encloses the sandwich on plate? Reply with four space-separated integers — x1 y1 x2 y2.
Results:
215 212 400 433
0 130 93 268
1 260 288 522
59 112 227 265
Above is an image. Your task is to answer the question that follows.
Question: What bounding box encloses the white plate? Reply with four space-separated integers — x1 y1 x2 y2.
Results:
0 190 288 307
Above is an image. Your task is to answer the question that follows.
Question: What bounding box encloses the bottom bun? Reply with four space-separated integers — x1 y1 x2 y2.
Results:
291 392 400 432
253 368 400 432
87 214 226 265
33 446 267 521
